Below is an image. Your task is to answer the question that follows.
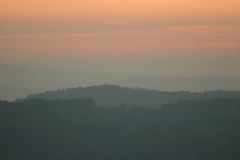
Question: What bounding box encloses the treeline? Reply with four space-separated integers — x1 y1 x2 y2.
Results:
1 98 240 160
24 84 240 108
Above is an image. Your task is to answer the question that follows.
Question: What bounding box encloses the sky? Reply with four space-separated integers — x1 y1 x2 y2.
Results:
0 0 240 76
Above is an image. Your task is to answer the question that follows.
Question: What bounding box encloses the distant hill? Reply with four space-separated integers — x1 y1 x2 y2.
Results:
1 64 240 100
25 84 240 108
1 98 240 160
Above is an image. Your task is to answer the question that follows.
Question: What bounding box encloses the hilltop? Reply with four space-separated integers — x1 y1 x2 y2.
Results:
25 84 240 108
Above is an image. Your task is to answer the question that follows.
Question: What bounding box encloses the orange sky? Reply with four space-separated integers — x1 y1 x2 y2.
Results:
1 0 240 54
0 0 240 76
1 0 240 19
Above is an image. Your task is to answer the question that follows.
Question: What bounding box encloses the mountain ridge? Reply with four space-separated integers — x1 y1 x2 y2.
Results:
24 84 240 108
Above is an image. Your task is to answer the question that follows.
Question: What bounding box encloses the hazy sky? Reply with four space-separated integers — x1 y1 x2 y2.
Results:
1 0 240 76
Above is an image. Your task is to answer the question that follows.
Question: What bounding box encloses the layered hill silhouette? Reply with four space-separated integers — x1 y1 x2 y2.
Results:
24 84 240 108
1 98 240 160
2 64 240 100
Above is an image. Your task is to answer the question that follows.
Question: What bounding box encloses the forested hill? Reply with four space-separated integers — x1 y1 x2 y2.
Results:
1 98 240 160
24 84 240 108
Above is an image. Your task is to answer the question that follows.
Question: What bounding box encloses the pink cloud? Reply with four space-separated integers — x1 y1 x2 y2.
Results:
166 25 240 33
0 24 240 56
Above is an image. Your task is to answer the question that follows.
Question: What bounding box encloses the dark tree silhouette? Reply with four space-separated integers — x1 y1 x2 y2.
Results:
1 98 240 160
